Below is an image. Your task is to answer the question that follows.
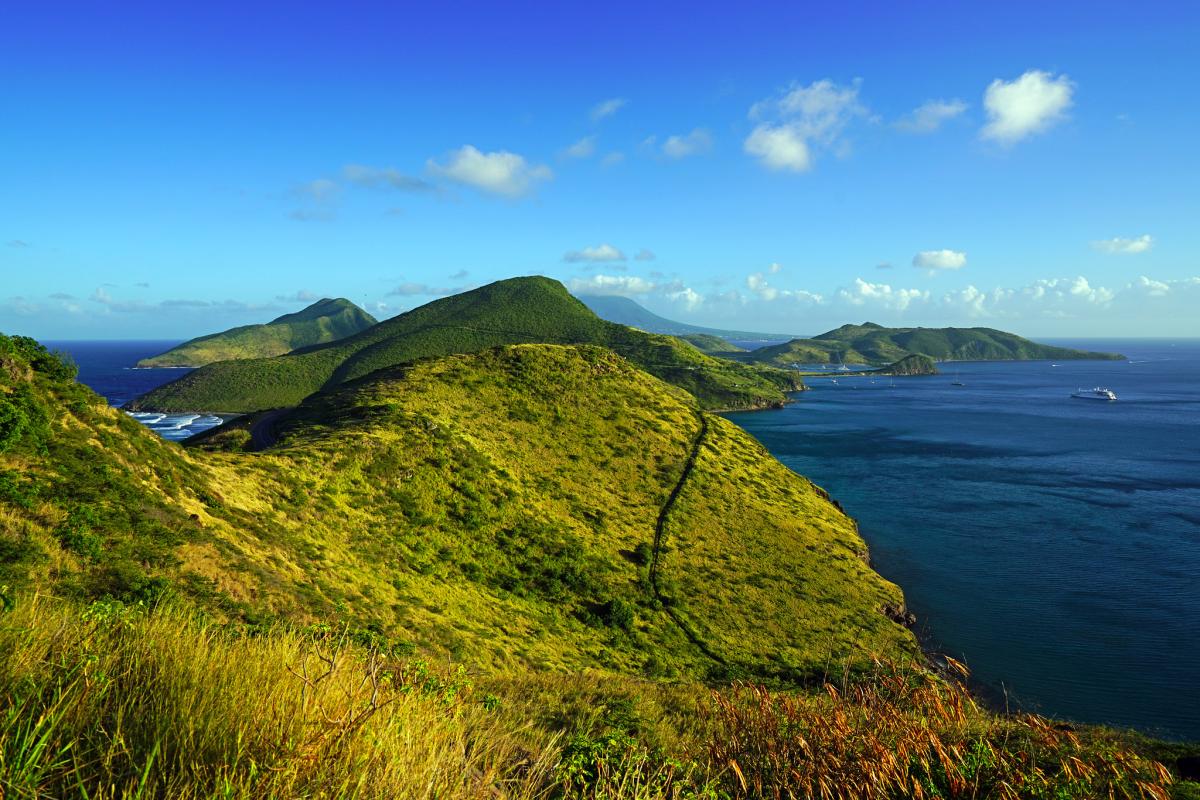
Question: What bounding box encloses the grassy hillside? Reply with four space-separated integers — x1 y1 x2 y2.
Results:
743 322 1125 367
129 277 802 413
136 298 377 367
2 334 1192 798
4 333 908 678
677 333 745 354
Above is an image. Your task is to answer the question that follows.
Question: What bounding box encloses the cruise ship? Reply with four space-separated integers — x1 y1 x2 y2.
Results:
1071 387 1117 401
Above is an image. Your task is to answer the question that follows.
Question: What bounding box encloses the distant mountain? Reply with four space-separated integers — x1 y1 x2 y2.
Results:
576 294 797 342
136 298 377 368
741 322 1125 367
129 277 802 413
678 333 745 354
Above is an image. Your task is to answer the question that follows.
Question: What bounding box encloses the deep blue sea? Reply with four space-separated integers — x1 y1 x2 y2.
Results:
42 340 224 441
727 340 1200 741
41 337 1200 740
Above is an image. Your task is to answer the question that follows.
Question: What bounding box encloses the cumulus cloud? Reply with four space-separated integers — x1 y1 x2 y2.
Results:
835 279 929 311
590 97 627 121
1091 234 1153 254
427 145 552 197
342 164 435 192
913 249 967 271
744 79 868 172
895 99 968 133
277 290 319 303
981 70 1074 144
567 274 658 295
659 129 713 159
634 249 656 262
563 244 626 263
561 136 597 160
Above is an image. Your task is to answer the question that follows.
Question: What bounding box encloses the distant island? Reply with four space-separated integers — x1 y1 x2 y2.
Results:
128 278 802 414
738 322 1125 367
577 294 798 342
135 297 377 368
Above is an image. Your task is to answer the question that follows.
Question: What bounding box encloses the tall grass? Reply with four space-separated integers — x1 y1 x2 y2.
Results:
0 597 1178 799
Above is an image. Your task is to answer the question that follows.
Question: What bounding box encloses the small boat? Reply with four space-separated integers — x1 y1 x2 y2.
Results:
952 381 965 387
1071 387 1117 401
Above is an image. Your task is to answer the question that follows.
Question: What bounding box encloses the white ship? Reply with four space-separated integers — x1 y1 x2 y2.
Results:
1071 387 1117 401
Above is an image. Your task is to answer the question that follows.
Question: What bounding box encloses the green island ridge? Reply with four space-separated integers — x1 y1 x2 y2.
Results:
128 277 802 414
1 328 1194 797
738 322 1125 367
135 298 378 368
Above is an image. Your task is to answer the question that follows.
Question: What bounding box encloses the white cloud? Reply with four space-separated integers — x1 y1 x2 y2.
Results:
665 286 703 311
601 152 625 167
913 249 967 270
895 99 968 133
769 262 782 274
634 249 656 261
591 97 627 122
661 129 713 159
745 124 812 171
835 279 929 311
427 145 552 197
342 164 434 192
981 70 1074 144
567 274 657 295
386 282 464 297
561 136 596 160
744 78 867 172
1091 234 1153 254
563 243 626 263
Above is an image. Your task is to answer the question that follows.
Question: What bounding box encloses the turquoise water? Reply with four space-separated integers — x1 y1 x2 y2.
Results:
725 340 1200 740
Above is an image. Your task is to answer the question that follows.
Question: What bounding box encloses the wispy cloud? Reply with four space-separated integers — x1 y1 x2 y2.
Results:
560 136 597 160
590 97 627 122
660 129 713 159
634 249 656 262
427 145 552 197
895 99 968 133
1091 234 1153 254
386 282 465 297
981 70 1074 144
342 164 435 192
6 240 29 248
564 244 626 263
277 290 319 303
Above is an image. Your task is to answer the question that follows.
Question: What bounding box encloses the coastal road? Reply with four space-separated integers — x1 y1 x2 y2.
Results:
249 409 288 450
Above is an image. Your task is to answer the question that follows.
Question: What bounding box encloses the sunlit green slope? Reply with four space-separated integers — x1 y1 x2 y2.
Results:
135 298 377 367
131 278 800 413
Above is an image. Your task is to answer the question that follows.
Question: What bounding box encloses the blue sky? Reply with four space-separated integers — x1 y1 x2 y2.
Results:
2 0 1198 338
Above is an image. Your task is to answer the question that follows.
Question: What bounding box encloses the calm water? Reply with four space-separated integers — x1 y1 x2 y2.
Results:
43 338 1200 738
726 340 1200 740
42 340 225 441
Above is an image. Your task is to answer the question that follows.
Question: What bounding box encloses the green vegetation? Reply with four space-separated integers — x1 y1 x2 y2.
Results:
130 278 802 413
1 333 1194 797
0 597 1188 799
742 321 1126 367
676 333 745 354
135 298 377 368
878 353 940 376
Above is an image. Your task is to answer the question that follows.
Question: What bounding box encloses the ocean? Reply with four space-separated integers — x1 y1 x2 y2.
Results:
726 339 1200 741
44 337 1200 740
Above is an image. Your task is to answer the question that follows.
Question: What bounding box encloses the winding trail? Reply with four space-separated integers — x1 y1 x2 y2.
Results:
647 410 728 667
249 409 287 451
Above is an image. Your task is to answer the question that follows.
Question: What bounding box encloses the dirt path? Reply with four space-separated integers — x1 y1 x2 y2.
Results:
647 410 728 667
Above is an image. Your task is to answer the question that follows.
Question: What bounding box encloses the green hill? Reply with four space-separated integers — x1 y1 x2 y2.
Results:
129 277 802 413
742 322 1125 367
135 298 377 368
1 333 1186 798
677 333 745 354
3 332 910 679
